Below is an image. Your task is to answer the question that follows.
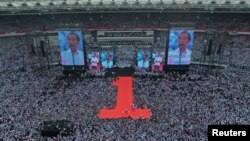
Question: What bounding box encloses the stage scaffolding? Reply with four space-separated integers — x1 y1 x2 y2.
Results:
194 30 229 75
25 31 53 71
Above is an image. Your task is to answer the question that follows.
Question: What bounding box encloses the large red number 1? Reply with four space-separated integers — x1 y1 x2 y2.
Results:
99 77 151 119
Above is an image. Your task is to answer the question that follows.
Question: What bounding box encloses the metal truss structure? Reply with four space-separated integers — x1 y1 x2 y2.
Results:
0 0 249 15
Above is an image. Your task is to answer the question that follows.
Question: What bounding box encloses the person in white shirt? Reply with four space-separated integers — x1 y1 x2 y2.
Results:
102 52 113 69
168 31 192 65
138 53 149 68
153 53 163 71
90 53 99 70
61 32 84 65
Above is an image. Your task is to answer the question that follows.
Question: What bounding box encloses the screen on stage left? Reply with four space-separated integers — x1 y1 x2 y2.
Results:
58 31 84 66
167 30 194 65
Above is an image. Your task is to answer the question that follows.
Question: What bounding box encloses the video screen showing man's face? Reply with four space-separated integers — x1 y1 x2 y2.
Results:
167 30 194 65
58 31 84 66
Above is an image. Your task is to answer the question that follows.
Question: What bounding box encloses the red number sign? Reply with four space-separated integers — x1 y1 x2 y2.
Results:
99 77 151 119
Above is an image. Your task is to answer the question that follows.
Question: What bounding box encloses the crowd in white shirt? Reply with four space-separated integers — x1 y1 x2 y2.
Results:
0 64 249 140
0 13 250 140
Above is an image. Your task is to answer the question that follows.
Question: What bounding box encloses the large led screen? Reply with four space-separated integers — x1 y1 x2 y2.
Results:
88 52 100 71
101 51 114 69
58 31 84 66
137 51 151 69
152 51 165 71
167 30 194 65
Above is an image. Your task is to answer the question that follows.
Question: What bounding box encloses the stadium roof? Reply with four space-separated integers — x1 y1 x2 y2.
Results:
0 0 249 15
1 0 249 4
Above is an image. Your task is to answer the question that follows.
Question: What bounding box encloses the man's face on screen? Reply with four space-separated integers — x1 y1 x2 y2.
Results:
178 33 190 49
68 34 79 49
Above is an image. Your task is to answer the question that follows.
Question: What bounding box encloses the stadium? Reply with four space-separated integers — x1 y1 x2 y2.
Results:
0 0 250 140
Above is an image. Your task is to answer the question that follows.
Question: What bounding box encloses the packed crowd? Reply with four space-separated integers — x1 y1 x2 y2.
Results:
114 45 135 68
191 33 250 67
0 64 249 140
0 13 250 140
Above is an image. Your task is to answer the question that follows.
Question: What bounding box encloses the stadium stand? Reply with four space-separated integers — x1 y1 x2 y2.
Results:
0 1 250 140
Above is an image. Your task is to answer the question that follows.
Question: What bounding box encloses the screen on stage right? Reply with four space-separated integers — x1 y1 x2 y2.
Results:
167 30 194 65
